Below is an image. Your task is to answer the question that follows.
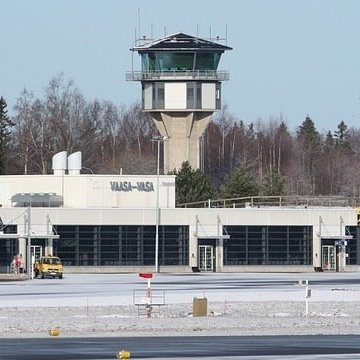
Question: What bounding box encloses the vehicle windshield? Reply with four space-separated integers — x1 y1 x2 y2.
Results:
43 257 61 265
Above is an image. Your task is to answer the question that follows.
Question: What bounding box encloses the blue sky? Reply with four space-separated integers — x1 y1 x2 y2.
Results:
1 0 360 132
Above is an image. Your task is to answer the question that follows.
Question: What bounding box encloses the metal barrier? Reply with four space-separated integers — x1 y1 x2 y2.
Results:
133 289 166 317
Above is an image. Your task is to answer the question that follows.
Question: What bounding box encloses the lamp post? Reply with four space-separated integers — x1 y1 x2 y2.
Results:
150 135 168 272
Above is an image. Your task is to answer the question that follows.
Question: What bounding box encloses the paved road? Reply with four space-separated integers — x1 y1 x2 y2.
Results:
1 335 360 359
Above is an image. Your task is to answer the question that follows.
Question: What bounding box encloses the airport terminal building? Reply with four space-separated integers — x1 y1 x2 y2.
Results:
0 151 360 274
1 34 360 275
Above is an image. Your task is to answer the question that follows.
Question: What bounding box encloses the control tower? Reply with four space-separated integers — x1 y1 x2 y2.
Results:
127 32 232 173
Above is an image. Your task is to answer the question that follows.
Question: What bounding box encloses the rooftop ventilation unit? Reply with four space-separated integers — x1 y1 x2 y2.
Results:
68 151 82 175
52 151 67 176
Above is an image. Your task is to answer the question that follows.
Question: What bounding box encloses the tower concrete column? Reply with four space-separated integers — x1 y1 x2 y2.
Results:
152 112 212 173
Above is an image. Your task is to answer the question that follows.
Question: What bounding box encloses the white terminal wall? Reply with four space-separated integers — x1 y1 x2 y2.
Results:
0 206 355 239
0 175 175 209
0 174 357 250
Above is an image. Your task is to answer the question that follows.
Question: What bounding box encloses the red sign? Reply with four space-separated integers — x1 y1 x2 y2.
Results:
139 272 153 279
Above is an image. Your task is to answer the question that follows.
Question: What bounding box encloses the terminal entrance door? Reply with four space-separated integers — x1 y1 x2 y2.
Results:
198 245 213 272
322 245 336 271
30 245 42 279
31 246 42 263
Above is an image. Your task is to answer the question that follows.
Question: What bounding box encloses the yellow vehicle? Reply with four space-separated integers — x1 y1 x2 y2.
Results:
34 255 63 279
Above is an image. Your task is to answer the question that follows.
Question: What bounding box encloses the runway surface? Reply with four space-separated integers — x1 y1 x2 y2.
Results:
1 335 360 359
2 272 360 359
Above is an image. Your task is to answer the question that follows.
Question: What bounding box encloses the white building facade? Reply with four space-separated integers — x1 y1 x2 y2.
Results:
0 168 359 274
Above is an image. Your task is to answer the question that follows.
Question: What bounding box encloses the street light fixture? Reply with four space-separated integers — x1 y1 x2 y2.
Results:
150 135 168 273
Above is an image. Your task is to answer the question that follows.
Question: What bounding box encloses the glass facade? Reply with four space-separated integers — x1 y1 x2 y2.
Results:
141 52 221 72
345 226 360 265
223 225 313 265
53 225 189 267
151 82 165 109
0 225 18 272
4 222 359 271
186 82 202 109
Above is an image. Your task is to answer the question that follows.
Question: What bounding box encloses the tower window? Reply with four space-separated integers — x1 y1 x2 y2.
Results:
196 83 202 108
152 83 165 109
187 83 195 108
187 83 202 109
216 83 221 109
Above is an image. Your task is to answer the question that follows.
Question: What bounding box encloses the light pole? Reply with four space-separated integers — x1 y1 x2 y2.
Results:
150 135 168 272
26 207 31 279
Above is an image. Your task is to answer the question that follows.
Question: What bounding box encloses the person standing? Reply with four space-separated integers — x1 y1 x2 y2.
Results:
15 254 24 273
18 254 24 273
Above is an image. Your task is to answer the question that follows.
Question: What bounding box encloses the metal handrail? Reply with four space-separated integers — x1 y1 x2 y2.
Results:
126 70 230 81
177 196 360 209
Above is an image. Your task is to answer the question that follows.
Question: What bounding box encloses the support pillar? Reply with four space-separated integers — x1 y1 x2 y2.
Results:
152 111 212 173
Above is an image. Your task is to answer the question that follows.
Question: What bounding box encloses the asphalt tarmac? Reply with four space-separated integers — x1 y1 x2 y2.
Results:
2 272 360 359
1 335 360 359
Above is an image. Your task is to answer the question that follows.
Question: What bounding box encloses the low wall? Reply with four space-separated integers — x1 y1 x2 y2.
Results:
222 265 315 273
64 265 316 274
65 265 192 274
0 274 28 282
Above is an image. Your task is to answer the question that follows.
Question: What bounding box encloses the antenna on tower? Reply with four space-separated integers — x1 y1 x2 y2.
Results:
201 25 228 44
138 8 141 41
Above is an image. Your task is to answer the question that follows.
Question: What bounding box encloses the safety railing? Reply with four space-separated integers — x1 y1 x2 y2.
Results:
177 196 360 209
126 70 230 81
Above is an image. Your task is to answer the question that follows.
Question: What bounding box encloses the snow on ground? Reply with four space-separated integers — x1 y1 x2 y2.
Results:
1 273 360 337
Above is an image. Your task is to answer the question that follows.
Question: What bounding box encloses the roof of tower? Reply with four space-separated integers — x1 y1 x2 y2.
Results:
132 32 232 52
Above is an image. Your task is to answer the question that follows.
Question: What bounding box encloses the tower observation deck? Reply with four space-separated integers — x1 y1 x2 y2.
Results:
127 32 232 173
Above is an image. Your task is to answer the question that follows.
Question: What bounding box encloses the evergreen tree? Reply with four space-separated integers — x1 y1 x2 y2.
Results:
334 120 351 150
0 97 14 174
170 161 215 205
324 130 334 150
297 116 320 153
262 169 285 196
221 166 259 199
297 115 321 193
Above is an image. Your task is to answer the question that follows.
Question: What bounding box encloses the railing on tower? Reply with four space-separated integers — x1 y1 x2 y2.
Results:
126 70 230 81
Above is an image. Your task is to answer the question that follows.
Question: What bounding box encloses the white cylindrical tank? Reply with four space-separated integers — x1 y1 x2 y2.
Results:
52 151 67 175
68 152 82 175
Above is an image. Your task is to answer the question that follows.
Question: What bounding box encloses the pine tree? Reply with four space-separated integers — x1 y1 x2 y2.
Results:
170 161 215 205
262 169 285 196
221 166 259 199
334 120 351 150
297 115 321 193
0 97 14 174
324 130 334 151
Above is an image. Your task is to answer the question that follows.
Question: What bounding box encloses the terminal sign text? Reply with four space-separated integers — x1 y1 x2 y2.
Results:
110 181 154 192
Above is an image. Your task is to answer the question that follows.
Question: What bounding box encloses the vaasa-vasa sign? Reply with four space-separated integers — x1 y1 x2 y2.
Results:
110 181 154 192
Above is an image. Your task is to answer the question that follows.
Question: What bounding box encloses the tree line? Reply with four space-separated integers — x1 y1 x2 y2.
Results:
1 74 360 204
